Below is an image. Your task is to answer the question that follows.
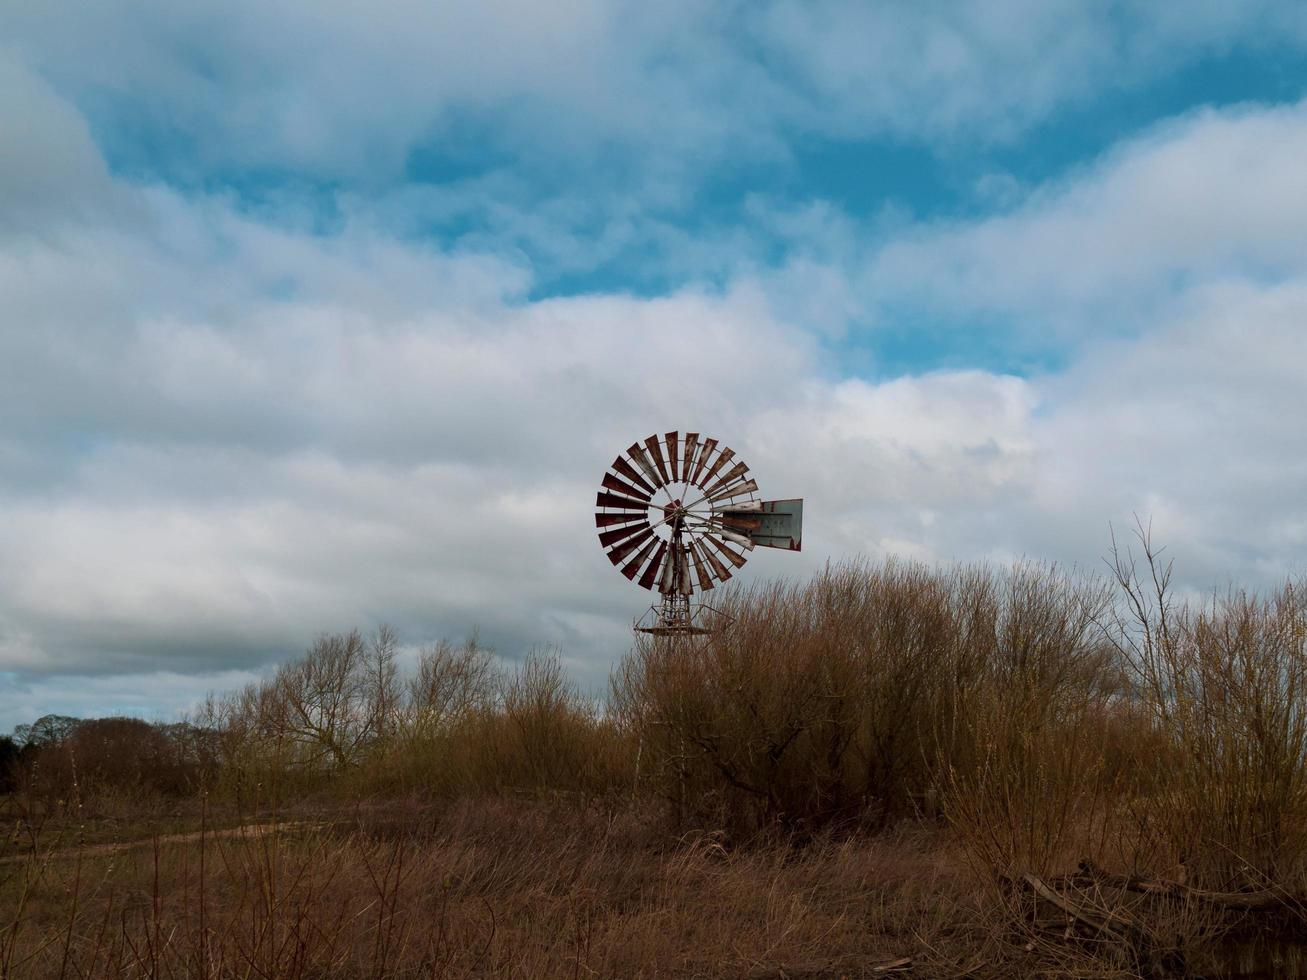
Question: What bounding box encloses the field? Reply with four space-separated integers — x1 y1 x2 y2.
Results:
6 538 1307 978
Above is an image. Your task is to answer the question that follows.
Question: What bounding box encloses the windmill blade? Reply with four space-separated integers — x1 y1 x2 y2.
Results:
621 536 659 580
598 521 650 548
602 472 652 502
607 527 653 565
644 435 671 484
598 514 643 530
677 545 694 595
686 538 714 592
612 456 656 495
638 541 669 590
696 537 732 583
699 446 735 488
596 490 650 511
659 543 678 594
718 528 755 551
664 431 680 482
708 477 758 503
627 442 661 486
596 512 646 528
713 500 762 513
705 462 749 497
706 534 748 568
682 433 700 483
689 437 717 485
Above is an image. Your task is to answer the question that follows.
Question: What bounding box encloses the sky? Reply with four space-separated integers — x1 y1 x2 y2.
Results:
3 1 1307 730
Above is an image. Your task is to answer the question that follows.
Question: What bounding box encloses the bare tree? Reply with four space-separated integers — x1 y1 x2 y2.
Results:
273 629 371 771
402 635 497 739
364 624 401 743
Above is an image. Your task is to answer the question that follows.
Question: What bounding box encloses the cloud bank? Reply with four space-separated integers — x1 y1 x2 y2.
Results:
1 7 1306 727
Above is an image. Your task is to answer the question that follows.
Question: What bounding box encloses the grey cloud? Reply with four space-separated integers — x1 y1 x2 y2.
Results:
0 54 127 232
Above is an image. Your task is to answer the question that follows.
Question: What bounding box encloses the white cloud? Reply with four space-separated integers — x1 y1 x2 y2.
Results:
864 98 1307 335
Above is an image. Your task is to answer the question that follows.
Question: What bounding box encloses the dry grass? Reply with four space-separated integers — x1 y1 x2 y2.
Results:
3 798 1014 979
9 545 1307 976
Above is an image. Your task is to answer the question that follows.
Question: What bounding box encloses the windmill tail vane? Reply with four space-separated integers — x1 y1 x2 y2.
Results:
594 430 804 636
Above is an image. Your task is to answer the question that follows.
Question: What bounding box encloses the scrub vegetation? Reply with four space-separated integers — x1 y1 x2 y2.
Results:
5 527 1307 978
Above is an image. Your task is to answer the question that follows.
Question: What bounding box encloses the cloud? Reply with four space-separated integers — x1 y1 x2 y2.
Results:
0 668 264 727
864 98 1307 339
0 54 129 232
9 0 1307 187
2 22 1307 732
0 78 1031 693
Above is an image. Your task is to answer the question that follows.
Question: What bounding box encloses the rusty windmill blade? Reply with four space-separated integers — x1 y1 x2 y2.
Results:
664 431 680 482
596 490 648 511
717 528 755 551
602 472 651 501
638 541 669 591
607 527 654 565
596 512 645 528
612 456 656 495
675 544 693 595
696 538 732 583
689 437 717 484
686 538 714 592
598 522 650 548
658 543 679 594
709 478 759 502
698 446 735 488
704 461 749 498
621 537 660 581
627 442 661 487
682 432 700 483
704 533 748 568
644 435 671 485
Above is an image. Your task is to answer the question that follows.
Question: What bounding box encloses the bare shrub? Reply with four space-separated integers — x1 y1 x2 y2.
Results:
941 563 1123 877
1109 525 1307 889
365 636 500 795
613 558 1121 842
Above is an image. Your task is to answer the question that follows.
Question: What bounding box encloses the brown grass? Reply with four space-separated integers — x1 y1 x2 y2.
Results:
2 798 980 979
7 542 1307 977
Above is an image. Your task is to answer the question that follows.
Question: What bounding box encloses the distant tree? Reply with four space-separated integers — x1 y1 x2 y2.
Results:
12 716 205 799
23 714 81 747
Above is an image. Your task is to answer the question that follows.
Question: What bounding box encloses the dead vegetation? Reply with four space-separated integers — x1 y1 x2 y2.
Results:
6 527 1307 977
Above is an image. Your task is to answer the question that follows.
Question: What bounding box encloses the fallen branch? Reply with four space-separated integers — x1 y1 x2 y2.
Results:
1021 874 1139 942
1070 861 1288 910
871 955 912 973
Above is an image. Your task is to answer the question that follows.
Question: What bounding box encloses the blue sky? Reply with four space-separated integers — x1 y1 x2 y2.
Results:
3 1 1307 728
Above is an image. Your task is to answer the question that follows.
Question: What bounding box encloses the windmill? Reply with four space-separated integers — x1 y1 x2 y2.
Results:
594 431 803 635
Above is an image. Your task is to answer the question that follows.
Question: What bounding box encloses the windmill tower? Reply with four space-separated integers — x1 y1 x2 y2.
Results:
594 431 804 635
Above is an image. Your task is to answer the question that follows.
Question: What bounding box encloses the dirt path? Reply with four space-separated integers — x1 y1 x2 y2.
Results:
1 821 315 864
